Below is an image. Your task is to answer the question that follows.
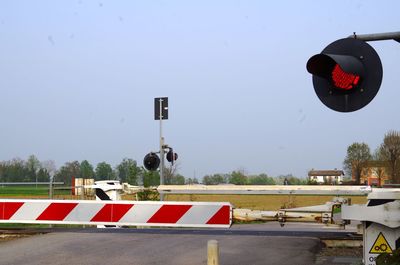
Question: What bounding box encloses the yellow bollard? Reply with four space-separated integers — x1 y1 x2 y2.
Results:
207 240 219 265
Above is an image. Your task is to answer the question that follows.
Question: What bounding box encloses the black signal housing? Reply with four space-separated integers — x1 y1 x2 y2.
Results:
307 38 382 112
166 149 178 165
143 152 160 171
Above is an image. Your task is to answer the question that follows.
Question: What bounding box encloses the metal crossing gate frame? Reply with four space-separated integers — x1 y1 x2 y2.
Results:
0 199 232 228
342 189 400 265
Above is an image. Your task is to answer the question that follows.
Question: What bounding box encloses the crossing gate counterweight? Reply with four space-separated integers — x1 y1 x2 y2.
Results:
0 199 232 228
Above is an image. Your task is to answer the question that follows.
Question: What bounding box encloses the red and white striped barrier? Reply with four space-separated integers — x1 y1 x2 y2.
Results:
0 199 232 228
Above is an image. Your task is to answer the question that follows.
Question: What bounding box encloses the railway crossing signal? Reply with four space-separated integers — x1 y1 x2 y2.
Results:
143 148 178 170
306 38 383 112
143 152 160 171
166 148 178 165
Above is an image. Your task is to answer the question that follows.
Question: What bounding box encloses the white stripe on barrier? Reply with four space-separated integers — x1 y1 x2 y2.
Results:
119 204 162 224
10 202 48 221
64 203 104 222
177 204 223 225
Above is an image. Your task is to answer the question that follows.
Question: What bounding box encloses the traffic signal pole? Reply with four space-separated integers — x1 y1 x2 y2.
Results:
348 31 400 42
150 97 175 200
148 97 171 200
159 98 165 201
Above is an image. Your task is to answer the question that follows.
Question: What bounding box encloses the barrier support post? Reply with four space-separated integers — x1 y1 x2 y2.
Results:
207 240 219 265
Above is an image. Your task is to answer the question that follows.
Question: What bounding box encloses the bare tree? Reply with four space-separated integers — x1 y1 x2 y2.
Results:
373 148 388 186
343 142 372 184
380 130 400 183
163 162 180 184
41 160 57 178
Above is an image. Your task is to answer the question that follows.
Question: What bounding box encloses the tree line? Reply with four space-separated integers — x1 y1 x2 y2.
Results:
4 129 398 188
343 130 400 184
200 172 307 185
0 155 53 183
0 156 185 187
0 155 308 186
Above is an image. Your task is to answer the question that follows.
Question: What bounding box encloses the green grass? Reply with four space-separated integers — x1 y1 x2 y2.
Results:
0 186 70 196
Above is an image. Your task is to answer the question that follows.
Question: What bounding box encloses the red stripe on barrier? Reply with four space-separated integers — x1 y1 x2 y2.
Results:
37 203 78 221
90 204 133 222
206 205 230 225
147 205 192 223
0 202 24 220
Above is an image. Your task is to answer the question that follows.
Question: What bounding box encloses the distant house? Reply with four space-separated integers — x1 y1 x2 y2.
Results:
308 170 344 184
353 161 391 186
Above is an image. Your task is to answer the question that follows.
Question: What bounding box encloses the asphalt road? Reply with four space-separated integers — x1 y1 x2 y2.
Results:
0 223 359 265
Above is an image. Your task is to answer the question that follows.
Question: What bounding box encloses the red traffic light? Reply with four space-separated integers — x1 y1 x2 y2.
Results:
331 64 360 90
306 38 382 112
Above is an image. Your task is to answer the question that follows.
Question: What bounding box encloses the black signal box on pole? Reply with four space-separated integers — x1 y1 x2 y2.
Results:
143 152 160 171
154 97 168 120
306 38 383 112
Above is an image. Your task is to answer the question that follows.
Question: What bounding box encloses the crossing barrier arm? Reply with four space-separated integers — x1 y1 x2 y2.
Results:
0 199 232 228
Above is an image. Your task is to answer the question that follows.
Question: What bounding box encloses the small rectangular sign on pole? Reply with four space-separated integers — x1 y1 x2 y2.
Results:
154 97 168 120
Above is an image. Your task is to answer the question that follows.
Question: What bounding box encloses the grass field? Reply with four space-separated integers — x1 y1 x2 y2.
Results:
0 186 71 197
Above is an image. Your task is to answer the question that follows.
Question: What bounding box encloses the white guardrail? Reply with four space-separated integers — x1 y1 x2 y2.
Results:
157 185 373 195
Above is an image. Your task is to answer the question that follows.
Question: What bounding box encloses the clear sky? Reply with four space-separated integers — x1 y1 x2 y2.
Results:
1 1 399 179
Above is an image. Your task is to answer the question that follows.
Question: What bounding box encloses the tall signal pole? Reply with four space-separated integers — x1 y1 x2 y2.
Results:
154 97 168 201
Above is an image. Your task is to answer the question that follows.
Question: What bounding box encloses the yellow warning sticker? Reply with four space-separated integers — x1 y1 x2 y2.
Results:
369 232 393 254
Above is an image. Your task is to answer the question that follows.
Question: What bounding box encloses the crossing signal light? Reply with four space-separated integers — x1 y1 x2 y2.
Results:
143 152 160 171
166 149 178 165
306 38 383 112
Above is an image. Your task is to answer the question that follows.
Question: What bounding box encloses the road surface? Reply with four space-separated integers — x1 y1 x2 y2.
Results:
0 223 361 265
